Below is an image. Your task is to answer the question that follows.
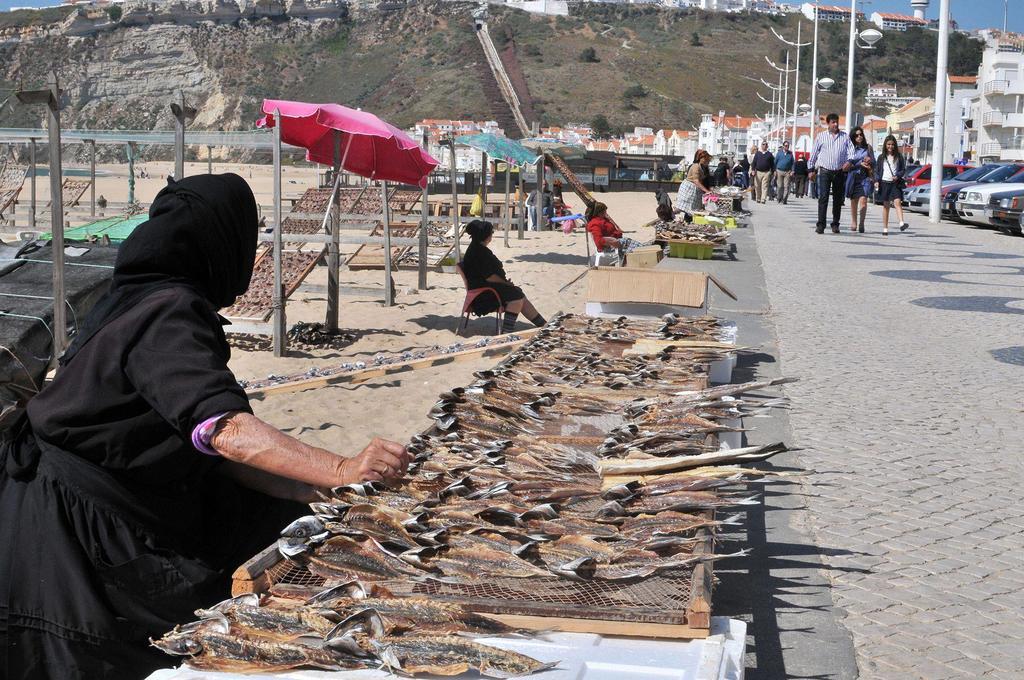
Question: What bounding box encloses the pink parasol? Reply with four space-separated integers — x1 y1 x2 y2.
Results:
257 99 438 188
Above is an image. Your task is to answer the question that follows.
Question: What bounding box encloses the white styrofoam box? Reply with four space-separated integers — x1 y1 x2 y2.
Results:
718 395 743 449
709 357 732 385
709 321 738 385
146 617 746 680
584 301 707 319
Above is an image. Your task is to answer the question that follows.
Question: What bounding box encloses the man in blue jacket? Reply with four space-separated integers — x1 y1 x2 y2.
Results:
774 141 795 205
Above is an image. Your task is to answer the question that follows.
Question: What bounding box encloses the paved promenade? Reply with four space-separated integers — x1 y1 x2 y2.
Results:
750 197 1024 678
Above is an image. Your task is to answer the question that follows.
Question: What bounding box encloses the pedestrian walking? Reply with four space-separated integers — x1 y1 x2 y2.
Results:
845 126 875 233
808 113 855 234
711 156 731 188
752 142 775 205
747 146 760 202
774 141 795 204
793 155 809 198
732 157 748 189
876 134 910 235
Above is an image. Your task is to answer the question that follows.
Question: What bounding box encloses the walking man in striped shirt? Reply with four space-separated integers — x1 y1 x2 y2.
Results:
808 113 855 234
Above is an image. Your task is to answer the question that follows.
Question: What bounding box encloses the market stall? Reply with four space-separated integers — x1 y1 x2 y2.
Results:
150 312 789 678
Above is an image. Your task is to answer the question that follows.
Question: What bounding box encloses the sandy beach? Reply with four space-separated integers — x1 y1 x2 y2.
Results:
4 159 660 454
63 163 659 456
236 187 656 455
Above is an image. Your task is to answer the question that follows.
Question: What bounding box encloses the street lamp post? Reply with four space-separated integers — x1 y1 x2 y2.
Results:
845 0 858 127
809 3 820 145
845 0 883 130
929 0 952 224
772 22 811 151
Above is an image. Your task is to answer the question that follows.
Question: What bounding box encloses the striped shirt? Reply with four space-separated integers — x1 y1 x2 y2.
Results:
808 130 855 172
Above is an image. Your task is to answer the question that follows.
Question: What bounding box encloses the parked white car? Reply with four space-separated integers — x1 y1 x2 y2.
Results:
955 173 1024 225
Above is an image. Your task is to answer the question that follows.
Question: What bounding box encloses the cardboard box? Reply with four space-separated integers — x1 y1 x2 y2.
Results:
585 268 737 318
626 246 663 269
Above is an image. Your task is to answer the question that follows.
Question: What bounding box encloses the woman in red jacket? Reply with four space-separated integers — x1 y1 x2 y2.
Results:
586 202 623 251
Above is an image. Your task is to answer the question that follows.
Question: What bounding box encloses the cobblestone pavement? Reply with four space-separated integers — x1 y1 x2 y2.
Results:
749 198 1024 679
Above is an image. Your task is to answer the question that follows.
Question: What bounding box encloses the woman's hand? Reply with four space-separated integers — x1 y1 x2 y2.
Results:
211 412 411 489
605 238 620 248
337 437 411 485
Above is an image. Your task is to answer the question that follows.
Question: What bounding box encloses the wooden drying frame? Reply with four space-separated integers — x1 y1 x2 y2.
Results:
244 328 541 398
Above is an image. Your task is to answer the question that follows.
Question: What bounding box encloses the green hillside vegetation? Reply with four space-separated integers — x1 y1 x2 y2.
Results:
0 2 984 139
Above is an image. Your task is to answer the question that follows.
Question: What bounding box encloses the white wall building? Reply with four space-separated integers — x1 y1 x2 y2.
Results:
870 12 927 32
971 42 1024 162
800 3 863 22
909 77 979 164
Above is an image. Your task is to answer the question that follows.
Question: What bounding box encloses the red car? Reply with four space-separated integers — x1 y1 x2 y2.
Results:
904 163 973 188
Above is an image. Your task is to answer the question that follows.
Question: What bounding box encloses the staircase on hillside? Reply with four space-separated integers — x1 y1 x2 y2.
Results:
474 21 531 138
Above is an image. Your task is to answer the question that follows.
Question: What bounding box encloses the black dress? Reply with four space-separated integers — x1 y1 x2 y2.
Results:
0 174 305 680
461 241 525 315
0 289 303 679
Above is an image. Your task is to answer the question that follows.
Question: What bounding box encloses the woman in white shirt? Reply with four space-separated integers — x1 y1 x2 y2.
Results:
875 135 910 235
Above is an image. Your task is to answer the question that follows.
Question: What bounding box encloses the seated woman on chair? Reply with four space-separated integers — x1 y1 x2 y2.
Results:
586 202 643 253
461 220 547 333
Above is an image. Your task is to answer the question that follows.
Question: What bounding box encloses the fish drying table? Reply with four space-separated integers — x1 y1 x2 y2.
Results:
146 617 745 680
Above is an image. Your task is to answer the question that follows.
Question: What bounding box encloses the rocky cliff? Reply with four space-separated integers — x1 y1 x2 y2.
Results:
0 1 983 161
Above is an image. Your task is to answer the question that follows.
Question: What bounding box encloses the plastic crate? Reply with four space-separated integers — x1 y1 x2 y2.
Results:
668 241 715 260
693 214 738 230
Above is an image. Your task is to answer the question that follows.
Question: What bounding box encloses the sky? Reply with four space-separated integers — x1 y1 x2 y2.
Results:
0 0 1020 33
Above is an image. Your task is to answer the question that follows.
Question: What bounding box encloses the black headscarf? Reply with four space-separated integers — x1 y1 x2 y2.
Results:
60 173 258 365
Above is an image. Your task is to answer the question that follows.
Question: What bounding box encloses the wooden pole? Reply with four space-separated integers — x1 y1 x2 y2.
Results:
449 137 460 260
126 142 135 204
272 108 286 357
326 131 342 331
418 131 429 290
207 144 213 175
28 139 36 229
480 150 488 205
170 91 195 180
517 171 525 239
503 163 511 247
535 157 544 231
87 139 95 218
45 73 66 356
382 180 394 306
18 74 67 354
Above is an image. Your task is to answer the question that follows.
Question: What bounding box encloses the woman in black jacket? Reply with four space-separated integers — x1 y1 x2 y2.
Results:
876 135 910 234
461 220 546 333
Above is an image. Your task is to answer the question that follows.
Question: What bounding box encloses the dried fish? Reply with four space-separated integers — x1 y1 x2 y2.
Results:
303 535 429 581
370 634 557 678
194 594 337 641
308 583 519 636
152 616 360 672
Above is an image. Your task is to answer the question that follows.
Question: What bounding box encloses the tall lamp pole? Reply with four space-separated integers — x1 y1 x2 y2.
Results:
772 22 811 150
929 0 951 224
845 0 858 127
809 4 820 145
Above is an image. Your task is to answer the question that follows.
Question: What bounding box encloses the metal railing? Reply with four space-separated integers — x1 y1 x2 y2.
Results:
982 111 1005 126
980 142 1003 156
984 80 1012 95
476 23 530 138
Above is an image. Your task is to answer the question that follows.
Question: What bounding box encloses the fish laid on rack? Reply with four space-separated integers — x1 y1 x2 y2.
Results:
151 615 364 673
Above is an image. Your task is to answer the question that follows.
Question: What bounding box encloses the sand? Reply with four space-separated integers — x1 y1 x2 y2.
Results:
11 158 661 456
79 162 655 456
222 177 659 456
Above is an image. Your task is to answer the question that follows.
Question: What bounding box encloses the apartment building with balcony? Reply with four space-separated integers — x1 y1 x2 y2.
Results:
870 12 927 32
800 3 865 23
973 42 1024 162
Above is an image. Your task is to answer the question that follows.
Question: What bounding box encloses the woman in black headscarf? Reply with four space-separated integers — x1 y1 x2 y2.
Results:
0 174 410 679
461 220 546 334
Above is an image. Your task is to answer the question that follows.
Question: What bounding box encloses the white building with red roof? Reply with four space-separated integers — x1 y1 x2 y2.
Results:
870 12 928 32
